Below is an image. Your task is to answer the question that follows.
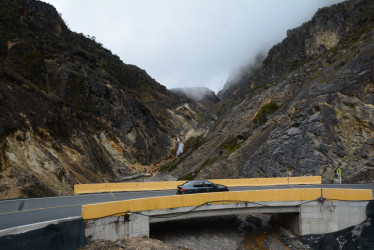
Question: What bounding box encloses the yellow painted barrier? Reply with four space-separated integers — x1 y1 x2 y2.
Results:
74 176 322 195
81 188 323 220
212 177 289 187
81 188 372 220
322 188 373 201
288 176 322 185
74 181 186 195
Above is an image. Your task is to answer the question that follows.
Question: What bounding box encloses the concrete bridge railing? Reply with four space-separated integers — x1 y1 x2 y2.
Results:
81 188 372 241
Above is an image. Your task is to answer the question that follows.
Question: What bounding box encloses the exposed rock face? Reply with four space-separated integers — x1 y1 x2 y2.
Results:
0 0 204 198
1 0 373 199
167 0 374 184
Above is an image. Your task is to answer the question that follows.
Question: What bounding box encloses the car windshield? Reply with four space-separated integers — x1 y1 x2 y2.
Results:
182 180 196 186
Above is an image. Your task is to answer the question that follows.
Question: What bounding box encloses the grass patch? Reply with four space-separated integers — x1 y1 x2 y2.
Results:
224 137 242 154
318 79 326 84
159 158 179 172
184 135 205 151
252 101 280 127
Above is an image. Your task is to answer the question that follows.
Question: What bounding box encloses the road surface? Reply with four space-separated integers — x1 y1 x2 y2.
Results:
0 184 373 231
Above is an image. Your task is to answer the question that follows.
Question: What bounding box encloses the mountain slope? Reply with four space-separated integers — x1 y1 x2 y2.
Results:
167 0 374 184
0 0 205 198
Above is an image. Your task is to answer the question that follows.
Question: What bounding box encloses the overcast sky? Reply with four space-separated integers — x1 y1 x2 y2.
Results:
42 0 344 93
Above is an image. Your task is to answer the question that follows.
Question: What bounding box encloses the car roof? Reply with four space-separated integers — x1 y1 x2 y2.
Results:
182 180 212 185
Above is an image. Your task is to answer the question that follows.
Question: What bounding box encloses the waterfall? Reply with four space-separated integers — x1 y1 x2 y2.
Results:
176 137 184 156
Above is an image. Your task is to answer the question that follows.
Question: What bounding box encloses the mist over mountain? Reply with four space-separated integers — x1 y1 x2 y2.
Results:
170 87 220 112
218 52 266 100
0 0 373 199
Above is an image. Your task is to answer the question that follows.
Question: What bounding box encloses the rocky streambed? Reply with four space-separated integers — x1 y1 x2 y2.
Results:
150 214 299 250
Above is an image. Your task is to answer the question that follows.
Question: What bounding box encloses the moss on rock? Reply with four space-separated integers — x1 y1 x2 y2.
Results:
253 101 280 127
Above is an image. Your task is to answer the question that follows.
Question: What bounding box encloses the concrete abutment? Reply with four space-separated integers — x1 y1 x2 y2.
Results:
276 200 369 235
85 213 150 241
299 200 368 235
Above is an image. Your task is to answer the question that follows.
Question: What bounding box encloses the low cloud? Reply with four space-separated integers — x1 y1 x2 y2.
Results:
43 0 345 93
170 87 217 102
225 52 267 89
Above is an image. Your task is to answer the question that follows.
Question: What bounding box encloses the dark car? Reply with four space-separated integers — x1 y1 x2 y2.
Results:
176 180 229 195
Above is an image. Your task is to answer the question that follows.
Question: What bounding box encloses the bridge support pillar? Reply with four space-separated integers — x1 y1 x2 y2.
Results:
298 201 369 235
296 200 368 235
84 214 149 241
124 213 150 238
275 201 369 235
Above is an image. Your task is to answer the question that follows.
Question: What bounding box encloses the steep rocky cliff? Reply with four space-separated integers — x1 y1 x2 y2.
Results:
167 0 374 184
1 0 373 199
0 0 205 198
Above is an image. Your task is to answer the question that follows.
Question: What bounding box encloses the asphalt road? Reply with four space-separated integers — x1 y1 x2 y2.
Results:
0 184 373 231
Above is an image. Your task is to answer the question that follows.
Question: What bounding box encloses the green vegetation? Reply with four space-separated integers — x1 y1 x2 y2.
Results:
184 135 205 151
318 79 326 84
223 137 242 154
159 158 179 172
178 156 220 180
252 101 280 127
178 134 247 180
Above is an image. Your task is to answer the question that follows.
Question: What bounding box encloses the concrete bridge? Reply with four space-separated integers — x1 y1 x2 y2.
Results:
0 176 372 247
82 187 372 241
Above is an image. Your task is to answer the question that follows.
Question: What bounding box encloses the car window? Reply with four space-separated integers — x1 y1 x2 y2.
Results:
193 182 204 187
203 181 215 187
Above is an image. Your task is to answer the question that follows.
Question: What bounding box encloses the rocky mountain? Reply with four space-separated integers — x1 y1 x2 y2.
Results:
0 0 206 199
164 0 374 184
1 0 373 199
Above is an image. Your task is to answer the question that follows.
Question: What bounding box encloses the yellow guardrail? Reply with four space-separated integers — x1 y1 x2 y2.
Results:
322 188 373 201
212 176 321 187
74 176 322 195
81 188 372 220
74 181 185 195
